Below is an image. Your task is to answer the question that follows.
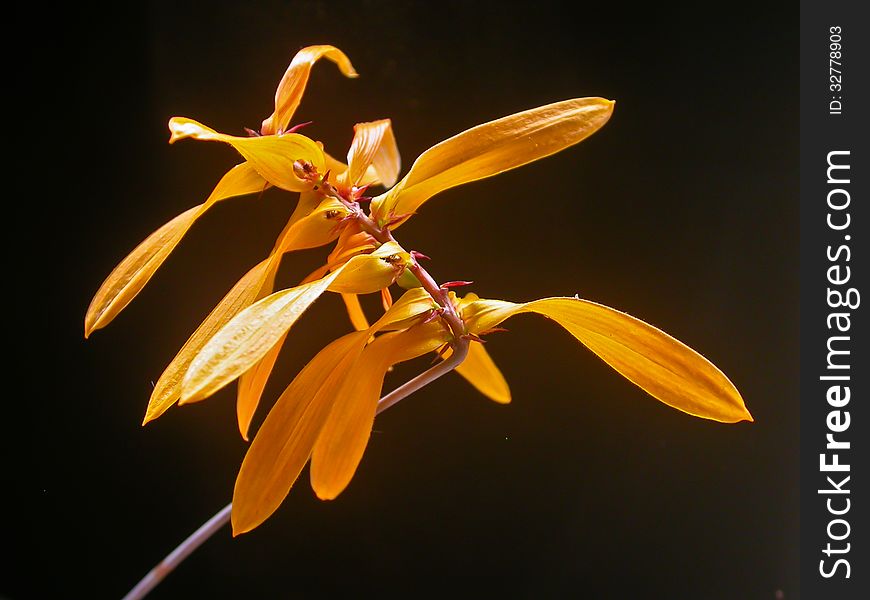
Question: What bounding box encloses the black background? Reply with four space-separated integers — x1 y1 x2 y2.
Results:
32 1 797 598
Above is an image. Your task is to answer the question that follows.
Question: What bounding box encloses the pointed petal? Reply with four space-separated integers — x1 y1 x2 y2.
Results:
236 332 286 441
273 197 351 253
180 244 408 404
169 117 325 192
261 45 358 136
371 97 614 225
341 293 370 331
370 288 437 332
324 242 410 295
310 323 449 500
343 119 401 188
143 257 275 423
327 223 378 266
450 342 511 404
380 287 394 311
464 297 750 423
85 163 267 337
232 331 368 534
180 273 339 405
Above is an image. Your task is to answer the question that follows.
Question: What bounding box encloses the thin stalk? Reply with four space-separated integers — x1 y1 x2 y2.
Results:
122 503 232 600
122 339 469 600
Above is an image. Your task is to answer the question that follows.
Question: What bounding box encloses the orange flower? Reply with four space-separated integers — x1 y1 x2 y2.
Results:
87 43 750 541
84 45 358 338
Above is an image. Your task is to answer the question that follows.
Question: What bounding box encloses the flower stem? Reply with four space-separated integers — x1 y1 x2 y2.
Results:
121 503 232 600
122 339 469 599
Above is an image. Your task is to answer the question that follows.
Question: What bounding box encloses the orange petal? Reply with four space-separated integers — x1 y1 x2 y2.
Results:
310 322 449 500
180 274 338 405
261 45 358 136
327 222 378 266
342 119 401 188
371 287 438 332
371 97 614 226
447 342 511 404
144 257 275 423
232 331 369 535
236 332 286 441
85 162 266 337
168 117 325 192
180 243 408 404
380 287 394 311
324 242 410 295
341 293 370 331
273 197 351 253
463 297 751 423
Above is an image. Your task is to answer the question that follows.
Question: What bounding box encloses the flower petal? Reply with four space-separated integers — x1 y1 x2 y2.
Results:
180 243 408 404
371 97 614 225
143 257 275 423
168 117 325 192
236 332 286 441
324 242 410 295
85 162 266 337
342 119 401 188
341 293 370 331
463 297 750 423
371 287 438 331
448 342 511 404
261 45 358 136
274 197 351 252
232 330 369 535
310 322 449 500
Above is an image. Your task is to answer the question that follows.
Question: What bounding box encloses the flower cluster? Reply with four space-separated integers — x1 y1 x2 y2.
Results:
87 45 751 535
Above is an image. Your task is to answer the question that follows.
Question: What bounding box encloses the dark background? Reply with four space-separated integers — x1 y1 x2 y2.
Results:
32 1 797 598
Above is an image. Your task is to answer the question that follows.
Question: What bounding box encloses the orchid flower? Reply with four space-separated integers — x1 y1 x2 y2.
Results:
87 43 751 597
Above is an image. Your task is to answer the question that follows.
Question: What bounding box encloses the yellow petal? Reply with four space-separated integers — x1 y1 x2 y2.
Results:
180 244 408 404
310 322 449 500
180 274 338 404
341 293 370 331
324 242 410 295
85 162 266 337
168 117 325 192
273 197 351 253
371 287 438 331
234 191 333 439
261 45 358 136
327 223 378 266
232 331 369 535
236 332 286 441
463 297 750 423
144 257 275 423
371 97 614 225
447 342 511 404
342 119 401 188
